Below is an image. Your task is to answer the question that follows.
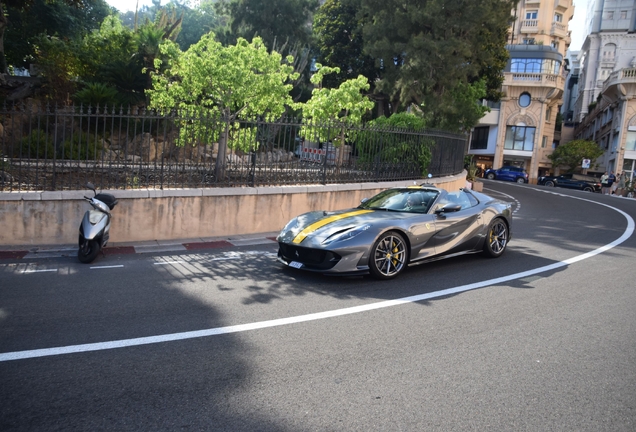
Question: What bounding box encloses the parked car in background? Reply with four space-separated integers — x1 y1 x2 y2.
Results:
537 173 601 192
484 166 528 183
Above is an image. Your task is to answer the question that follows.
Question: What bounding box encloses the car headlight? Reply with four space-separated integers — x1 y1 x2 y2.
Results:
322 224 370 245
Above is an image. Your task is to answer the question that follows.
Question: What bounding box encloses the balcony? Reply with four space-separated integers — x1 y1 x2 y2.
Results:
555 0 570 12
520 19 539 34
602 68 636 93
550 22 568 38
503 72 565 89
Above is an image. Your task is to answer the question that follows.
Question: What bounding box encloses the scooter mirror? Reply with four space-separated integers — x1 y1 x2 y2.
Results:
86 182 96 191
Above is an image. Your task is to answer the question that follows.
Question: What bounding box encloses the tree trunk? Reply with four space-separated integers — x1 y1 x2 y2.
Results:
215 121 229 181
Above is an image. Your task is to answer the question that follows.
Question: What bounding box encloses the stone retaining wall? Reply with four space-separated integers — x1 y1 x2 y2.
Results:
0 173 467 246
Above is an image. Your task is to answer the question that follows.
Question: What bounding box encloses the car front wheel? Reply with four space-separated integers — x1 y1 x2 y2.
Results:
583 186 593 192
483 219 508 258
486 173 496 180
369 231 408 280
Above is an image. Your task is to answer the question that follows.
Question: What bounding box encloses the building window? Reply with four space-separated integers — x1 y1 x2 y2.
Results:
470 126 489 150
546 107 552 122
621 10 628 19
542 136 548 148
510 58 561 74
505 125 535 151
603 43 616 60
519 93 531 108
551 40 559 50
627 131 636 151
605 11 614 20
523 38 535 45
526 10 538 19
554 13 563 22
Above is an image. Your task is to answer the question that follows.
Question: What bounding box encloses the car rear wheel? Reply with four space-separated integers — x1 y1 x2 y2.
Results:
369 231 408 280
545 180 555 187
486 173 496 180
483 219 508 258
516 177 526 184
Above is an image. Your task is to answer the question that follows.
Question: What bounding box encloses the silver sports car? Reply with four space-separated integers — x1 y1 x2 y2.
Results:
277 186 512 279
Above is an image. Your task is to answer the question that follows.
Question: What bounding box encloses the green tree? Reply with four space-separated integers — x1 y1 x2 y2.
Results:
313 0 378 90
294 64 374 164
548 139 605 173
2 0 112 72
148 33 298 177
358 0 515 129
170 0 229 50
218 0 319 49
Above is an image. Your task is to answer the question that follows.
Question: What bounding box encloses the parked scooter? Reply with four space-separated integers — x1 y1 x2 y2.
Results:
78 183 118 263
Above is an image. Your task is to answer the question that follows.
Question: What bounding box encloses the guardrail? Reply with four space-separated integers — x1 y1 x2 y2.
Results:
0 103 467 191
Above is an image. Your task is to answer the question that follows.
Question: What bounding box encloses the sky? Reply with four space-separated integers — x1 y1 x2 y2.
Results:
106 0 590 50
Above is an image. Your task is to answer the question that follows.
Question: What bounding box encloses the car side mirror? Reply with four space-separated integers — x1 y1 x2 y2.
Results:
360 198 369 204
435 203 462 215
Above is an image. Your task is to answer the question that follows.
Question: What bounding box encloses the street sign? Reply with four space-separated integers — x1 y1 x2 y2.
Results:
582 159 591 169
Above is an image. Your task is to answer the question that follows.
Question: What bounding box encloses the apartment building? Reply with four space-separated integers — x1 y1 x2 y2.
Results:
467 0 575 183
570 0 636 181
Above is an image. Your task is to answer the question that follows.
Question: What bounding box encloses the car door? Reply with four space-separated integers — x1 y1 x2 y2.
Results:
557 174 575 189
429 191 483 255
498 167 511 181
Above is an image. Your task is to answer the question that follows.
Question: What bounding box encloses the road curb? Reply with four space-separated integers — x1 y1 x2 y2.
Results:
0 233 280 260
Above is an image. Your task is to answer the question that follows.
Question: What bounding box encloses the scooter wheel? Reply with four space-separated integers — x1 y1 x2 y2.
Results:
78 239 100 264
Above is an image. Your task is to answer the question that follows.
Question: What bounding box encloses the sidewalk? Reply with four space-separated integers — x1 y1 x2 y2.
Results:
0 231 280 260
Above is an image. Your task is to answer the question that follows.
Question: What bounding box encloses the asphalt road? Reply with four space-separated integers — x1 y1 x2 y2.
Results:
1 181 635 431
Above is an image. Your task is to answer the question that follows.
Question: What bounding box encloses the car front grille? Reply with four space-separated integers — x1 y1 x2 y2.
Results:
278 243 341 270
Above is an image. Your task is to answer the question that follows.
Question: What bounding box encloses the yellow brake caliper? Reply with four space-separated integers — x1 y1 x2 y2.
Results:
391 240 399 266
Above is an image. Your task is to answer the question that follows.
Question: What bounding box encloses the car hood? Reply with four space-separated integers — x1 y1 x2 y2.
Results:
277 208 416 245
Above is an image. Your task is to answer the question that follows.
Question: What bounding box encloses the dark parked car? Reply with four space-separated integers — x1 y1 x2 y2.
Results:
277 186 512 280
537 173 601 192
484 166 528 183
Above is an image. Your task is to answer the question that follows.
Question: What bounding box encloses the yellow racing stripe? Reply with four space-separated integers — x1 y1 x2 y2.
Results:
292 209 374 244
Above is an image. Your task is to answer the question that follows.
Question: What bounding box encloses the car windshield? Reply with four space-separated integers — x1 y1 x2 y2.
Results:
359 188 439 213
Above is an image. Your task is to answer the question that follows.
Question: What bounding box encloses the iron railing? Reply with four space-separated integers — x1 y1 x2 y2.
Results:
0 103 467 191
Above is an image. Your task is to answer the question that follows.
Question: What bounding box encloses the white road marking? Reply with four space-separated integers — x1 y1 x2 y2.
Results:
90 265 124 269
1 194 633 362
154 261 186 265
21 269 58 274
484 188 521 214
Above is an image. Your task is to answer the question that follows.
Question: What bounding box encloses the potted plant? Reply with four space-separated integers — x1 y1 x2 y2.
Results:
465 162 483 192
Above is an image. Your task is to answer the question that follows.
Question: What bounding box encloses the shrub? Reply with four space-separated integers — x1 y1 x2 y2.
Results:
60 132 102 161
16 130 55 159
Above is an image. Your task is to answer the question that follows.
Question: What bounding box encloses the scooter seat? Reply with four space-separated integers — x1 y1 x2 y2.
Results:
95 193 118 210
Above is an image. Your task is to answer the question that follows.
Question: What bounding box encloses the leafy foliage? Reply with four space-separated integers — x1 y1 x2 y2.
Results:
73 83 121 107
313 0 379 90
354 112 433 176
294 64 374 145
3 0 112 70
548 139 605 173
148 33 298 150
60 132 102 161
218 0 320 49
358 0 515 129
17 130 55 159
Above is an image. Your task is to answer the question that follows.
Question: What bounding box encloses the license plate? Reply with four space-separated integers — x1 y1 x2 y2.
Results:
289 261 303 269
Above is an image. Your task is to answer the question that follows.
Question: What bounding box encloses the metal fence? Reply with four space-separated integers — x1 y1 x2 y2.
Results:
0 103 467 191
